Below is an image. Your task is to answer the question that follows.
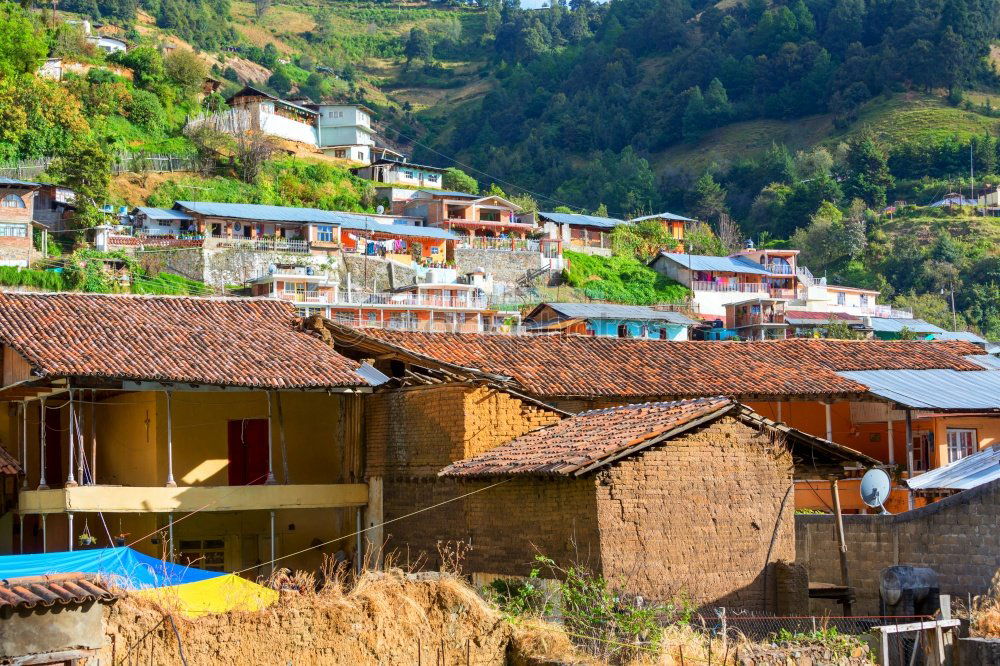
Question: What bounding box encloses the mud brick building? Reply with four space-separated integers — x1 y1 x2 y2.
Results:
360 376 872 613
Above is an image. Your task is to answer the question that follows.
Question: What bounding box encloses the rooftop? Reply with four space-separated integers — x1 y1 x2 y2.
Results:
654 252 772 275
0 573 114 610
441 397 877 478
174 201 348 224
328 328 986 400
529 302 697 326
0 292 370 390
784 311 862 325
906 444 1000 493
630 211 696 223
838 368 1000 410
537 211 626 229
135 206 194 221
867 317 945 334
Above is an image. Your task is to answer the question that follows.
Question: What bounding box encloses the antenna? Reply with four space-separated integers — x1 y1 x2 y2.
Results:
860 468 892 515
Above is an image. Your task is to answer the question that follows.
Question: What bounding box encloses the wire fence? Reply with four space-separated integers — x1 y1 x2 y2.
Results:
0 152 198 180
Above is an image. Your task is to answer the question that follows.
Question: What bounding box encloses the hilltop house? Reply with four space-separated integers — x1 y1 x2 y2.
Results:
629 211 692 249
533 212 626 256
353 158 446 190
0 178 48 267
1 293 382 573
524 302 696 340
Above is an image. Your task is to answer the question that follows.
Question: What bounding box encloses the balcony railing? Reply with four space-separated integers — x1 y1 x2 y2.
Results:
765 263 794 275
208 235 310 253
328 315 522 335
312 290 491 310
691 281 768 294
457 237 542 252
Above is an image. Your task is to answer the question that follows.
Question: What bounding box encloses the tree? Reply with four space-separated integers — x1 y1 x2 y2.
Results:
164 49 208 98
843 129 894 209
254 0 270 18
443 167 479 194
0 3 47 78
112 46 164 90
48 139 111 229
267 69 293 96
689 172 728 223
405 28 433 64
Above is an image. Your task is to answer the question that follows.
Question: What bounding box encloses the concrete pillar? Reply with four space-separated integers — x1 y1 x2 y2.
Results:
886 415 895 465
265 392 277 485
38 397 48 490
165 390 176 487
905 409 914 510
824 401 833 442
65 390 77 487
20 402 27 489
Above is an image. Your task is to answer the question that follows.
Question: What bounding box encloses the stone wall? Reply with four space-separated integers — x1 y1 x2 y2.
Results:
453 248 542 286
796 478 1000 615
341 253 418 292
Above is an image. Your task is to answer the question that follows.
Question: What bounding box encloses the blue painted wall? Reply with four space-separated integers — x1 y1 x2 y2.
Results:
586 318 688 340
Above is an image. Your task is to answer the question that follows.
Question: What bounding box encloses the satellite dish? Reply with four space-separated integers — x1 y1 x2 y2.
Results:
376 205 385 215
860 468 892 515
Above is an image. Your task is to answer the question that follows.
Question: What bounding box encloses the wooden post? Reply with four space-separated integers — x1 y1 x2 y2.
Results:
89 390 97 485
40 514 46 553
38 397 48 490
824 400 833 442
265 392 277 485
830 478 852 616
165 391 176 487
66 389 77 487
20 401 27 489
905 409 914 510
275 392 289 484
886 415 895 465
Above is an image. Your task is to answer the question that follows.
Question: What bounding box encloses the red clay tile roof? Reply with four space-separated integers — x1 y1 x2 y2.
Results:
0 573 114 610
342 329 984 399
0 446 21 475
0 292 367 389
784 310 861 321
441 397 735 477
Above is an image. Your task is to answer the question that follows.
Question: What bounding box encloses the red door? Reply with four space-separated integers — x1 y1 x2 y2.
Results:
44 405 63 487
227 419 269 486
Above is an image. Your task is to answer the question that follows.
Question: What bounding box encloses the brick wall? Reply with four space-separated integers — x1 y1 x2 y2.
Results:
372 393 796 612
796 478 1000 615
594 416 795 611
365 385 560 478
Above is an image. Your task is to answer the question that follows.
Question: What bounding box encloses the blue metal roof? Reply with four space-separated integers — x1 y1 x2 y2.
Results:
537 302 697 326
656 252 772 275
0 178 41 188
838 369 1000 410
538 212 626 229
425 190 480 198
630 211 696 223
136 207 193 221
933 331 988 344
173 202 458 239
867 317 945 334
906 444 1000 492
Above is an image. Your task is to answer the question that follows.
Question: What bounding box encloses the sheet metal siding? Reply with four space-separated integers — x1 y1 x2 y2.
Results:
538 211 627 229
658 253 772 275
838 369 1000 410
868 317 945 334
906 444 1000 491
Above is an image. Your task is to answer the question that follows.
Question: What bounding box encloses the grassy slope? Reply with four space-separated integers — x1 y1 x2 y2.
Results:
656 91 1000 173
562 250 689 305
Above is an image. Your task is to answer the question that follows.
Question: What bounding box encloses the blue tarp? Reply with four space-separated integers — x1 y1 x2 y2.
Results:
0 547 220 589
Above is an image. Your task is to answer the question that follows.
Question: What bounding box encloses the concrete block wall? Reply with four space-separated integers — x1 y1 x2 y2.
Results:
796 478 1000 615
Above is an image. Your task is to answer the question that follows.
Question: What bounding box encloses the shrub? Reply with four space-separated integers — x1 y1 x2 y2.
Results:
562 250 689 305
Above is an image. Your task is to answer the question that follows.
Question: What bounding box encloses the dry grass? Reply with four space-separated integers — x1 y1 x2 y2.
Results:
970 586 1000 638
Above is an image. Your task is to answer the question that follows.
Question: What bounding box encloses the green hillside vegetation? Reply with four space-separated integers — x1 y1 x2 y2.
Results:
0 252 213 295
562 251 689 305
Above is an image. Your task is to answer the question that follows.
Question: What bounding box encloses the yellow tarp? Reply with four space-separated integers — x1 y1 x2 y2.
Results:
134 573 278 617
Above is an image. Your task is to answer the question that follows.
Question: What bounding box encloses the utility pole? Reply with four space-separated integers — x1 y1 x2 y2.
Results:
950 280 957 331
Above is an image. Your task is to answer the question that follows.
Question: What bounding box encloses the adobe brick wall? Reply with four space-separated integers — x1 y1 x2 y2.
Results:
594 416 795 611
365 385 560 478
796 478 1000 615
371 393 796 611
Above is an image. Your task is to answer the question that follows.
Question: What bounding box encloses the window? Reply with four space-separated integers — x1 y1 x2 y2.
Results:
403 170 414 178
912 431 932 471
617 323 630 338
178 539 225 572
428 174 439 182
316 224 334 243
836 292 846 305
0 224 27 237
947 428 977 463
357 151 364 161
333 149 347 158
860 294 869 306
1 194 25 208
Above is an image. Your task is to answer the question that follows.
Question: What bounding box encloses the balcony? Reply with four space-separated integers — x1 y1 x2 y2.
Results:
446 218 536 233
691 281 768 294
19 483 368 514
207 235 310 253
335 316 522 335
334 291 490 310
765 263 794 275
457 237 542 252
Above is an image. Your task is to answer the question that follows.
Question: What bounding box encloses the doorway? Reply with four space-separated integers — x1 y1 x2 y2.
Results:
227 419 269 486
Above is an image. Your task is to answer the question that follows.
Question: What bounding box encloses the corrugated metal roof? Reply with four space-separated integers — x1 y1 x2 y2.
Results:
785 311 862 326
968 354 1000 370
422 189 479 198
538 211 626 229
336 214 459 240
933 331 988 344
0 573 115 610
906 444 1000 492
540 303 698 326
136 207 193 221
868 317 945 334
838 369 1000 410
175 201 348 223
656 252 772 275
630 211 696 222
0 178 42 188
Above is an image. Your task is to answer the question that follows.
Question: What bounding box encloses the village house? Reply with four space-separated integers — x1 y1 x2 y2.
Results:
0 293 383 574
628 211 692 248
724 297 788 340
353 158 446 189
318 325 999 513
250 265 518 333
0 179 48 268
352 351 872 612
523 302 696 340
382 189 529 240
533 211 627 256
